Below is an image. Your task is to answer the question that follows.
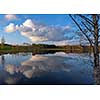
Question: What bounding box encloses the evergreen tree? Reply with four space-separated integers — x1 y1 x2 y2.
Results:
1 36 5 49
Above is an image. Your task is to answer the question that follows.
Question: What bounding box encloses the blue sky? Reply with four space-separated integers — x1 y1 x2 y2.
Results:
0 14 80 45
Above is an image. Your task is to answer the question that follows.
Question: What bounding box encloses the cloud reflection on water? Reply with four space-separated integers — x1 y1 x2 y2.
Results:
20 53 72 78
2 53 72 82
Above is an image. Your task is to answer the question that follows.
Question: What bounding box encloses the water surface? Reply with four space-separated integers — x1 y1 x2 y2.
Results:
0 52 95 85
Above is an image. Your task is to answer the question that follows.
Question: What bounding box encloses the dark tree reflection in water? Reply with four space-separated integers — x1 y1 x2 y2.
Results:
1 55 5 68
94 67 100 85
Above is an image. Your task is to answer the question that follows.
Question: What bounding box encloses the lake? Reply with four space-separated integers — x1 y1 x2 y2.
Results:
0 52 97 85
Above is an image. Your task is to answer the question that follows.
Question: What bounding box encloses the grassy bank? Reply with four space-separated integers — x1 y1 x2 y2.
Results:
0 43 98 54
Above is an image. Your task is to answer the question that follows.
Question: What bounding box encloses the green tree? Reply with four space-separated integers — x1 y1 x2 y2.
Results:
1 36 5 49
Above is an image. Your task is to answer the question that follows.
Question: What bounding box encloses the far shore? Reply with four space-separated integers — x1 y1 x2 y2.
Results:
0 48 92 55
0 43 98 54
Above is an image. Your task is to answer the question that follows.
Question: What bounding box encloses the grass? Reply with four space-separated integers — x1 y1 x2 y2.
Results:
0 44 95 54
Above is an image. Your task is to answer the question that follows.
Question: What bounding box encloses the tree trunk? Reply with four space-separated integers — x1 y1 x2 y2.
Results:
92 15 99 68
91 14 100 84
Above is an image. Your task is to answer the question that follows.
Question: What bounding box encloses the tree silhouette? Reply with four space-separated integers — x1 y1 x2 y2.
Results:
69 14 100 69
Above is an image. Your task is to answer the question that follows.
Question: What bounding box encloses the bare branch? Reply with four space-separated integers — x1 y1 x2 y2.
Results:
81 21 96 38
69 14 94 47
96 15 99 21
78 15 94 26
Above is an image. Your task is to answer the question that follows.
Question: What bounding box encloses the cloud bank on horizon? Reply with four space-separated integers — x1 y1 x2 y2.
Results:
3 14 82 45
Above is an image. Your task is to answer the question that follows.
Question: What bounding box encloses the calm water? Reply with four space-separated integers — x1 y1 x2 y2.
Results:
0 52 96 85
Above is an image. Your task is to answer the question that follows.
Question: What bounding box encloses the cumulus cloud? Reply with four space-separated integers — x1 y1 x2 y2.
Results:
4 19 76 44
5 14 17 20
22 19 35 28
18 19 73 42
4 23 17 33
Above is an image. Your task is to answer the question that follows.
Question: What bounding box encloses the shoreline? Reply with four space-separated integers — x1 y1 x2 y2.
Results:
0 48 92 55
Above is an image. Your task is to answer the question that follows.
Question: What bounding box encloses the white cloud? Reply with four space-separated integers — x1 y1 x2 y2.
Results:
18 19 72 42
5 14 17 20
63 25 71 31
4 23 17 33
23 19 35 29
5 18 78 45
29 36 48 42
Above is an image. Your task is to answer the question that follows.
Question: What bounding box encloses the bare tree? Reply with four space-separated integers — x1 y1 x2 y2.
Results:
69 14 100 68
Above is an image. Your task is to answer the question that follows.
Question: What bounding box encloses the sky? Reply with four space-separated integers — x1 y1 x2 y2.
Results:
0 14 81 45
